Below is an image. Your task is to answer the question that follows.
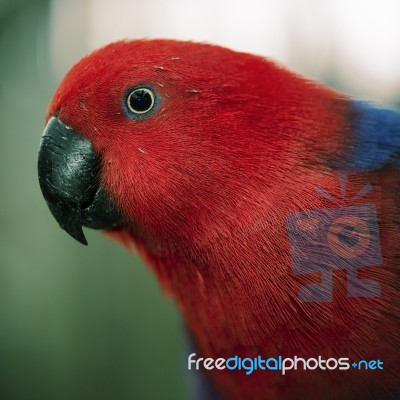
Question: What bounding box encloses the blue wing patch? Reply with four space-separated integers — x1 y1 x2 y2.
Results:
346 101 400 171
183 327 221 400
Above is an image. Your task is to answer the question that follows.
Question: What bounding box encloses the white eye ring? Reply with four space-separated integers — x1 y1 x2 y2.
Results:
126 87 155 114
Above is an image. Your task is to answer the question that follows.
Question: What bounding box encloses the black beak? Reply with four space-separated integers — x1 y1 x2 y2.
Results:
38 117 122 245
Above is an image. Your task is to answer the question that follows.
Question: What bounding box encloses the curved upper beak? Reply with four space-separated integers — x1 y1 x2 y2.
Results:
37 117 121 245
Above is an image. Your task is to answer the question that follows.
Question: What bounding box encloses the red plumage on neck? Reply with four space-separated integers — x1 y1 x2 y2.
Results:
108 170 400 399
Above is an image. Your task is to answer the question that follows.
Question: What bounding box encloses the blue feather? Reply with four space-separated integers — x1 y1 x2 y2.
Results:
346 101 400 171
183 326 221 400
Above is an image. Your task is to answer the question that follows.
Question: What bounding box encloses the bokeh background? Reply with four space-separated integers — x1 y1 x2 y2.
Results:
0 1 399 399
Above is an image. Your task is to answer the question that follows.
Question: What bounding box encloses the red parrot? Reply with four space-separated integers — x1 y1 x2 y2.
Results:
37 40 400 399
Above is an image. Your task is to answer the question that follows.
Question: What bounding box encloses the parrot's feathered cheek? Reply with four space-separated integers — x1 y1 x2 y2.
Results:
37 117 123 245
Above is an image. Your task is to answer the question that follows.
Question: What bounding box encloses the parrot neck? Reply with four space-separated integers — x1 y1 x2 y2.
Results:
118 173 326 355
108 166 400 399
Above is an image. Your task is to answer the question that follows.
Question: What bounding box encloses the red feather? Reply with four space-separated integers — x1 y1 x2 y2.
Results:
48 40 400 399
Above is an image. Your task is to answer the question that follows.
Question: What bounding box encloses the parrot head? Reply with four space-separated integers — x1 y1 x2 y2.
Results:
38 39 400 400
38 39 346 247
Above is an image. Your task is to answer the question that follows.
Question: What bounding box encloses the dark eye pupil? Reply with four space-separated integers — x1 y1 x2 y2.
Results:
128 89 154 113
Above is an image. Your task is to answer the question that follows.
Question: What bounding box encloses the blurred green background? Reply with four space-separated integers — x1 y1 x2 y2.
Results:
0 1 186 399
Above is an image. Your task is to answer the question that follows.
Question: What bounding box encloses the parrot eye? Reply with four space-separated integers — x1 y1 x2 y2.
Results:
123 86 159 119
